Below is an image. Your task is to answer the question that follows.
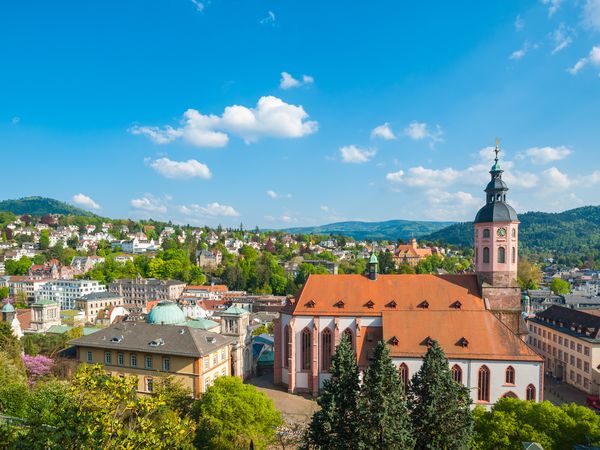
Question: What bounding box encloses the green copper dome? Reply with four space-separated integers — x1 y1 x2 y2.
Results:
369 252 378 264
147 300 186 325
2 303 15 313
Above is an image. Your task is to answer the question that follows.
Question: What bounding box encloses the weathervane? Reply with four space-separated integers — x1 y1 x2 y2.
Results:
494 137 501 163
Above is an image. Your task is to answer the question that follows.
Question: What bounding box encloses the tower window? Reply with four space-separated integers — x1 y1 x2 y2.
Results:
483 247 490 264
498 247 506 264
483 229 491 239
398 363 409 392
322 328 332 371
283 325 290 368
301 328 311 371
512 228 516 238
478 365 490 402
512 247 516 264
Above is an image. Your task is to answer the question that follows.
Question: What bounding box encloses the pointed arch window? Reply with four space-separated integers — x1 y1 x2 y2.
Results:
512 228 516 238
398 363 409 392
498 247 506 264
483 247 490 264
322 328 333 371
502 391 518 399
505 366 515 385
451 364 462 384
478 365 490 402
283 325 290 368
301 328 311 371
343 328 353 350
512 247 516 264
526 384 536 401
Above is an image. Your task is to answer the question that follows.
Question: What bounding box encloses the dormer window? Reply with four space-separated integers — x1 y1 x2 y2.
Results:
389 336 399 346
422 336 434 347
417 300 429 309
334 300 345 308
386 300 397 308
457 337 469 348
450 300 462 309
365 300 375 309
110 335 124 343
305 300 316 308
149 338 165 347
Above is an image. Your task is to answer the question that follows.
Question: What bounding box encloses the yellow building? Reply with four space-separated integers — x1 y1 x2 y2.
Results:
69 320 233 398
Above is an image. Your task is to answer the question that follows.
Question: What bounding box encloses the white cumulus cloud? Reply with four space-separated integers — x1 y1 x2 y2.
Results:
568 45 600 75
266 190 291 199
130 96 317 147
550 24 573 54
371 122 396 140
279 72 314 89
385 170 404 183
339 145 376 164
525 146 572 164
149 158 212 180
543 167 571 189
404 121 444 147
584 0 600 31
542 0 563 16
179 202 240 218
131 195 168 214
72 193 101 210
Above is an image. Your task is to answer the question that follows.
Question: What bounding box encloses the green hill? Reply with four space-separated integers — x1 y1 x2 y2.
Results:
423 206 600 265
281 219 455 241
0 196 98 217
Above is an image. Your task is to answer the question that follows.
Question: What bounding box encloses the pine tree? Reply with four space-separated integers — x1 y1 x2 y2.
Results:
408 340 473 449
359 341 415 449
305 335 361 449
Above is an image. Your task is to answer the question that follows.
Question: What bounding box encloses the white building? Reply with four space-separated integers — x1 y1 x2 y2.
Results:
35 279 107 310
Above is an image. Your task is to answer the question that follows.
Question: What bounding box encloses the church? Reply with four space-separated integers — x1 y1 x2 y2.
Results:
274 144 543 406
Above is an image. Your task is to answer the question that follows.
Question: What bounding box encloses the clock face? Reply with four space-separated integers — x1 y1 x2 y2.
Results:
497 227 507 237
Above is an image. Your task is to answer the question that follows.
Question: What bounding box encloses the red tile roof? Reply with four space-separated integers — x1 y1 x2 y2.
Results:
291 274 484 316
382 310 542 362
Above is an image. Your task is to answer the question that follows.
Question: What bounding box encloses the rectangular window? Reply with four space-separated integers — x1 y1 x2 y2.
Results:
585 362 590 372
553 334 557 343
204 358 209 370
146 377 154 392
570 355 575 365
105 352 112 365
577 374 582 384
131 354 137 367
558 350 563 360
577 358 582 369
585 378 591 389
213 353 218 366
86 351 93 363
570 341 575 350
558 336 563 345
585 346 591 356
577 344 582 353
117 353 124 366
145 355 153 369
221 350 225 361
163 358 170 372
543 330 546 338
565 338 569 347
570 370 575 381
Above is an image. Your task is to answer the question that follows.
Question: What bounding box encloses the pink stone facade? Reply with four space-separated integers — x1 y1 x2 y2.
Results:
474 221 519 284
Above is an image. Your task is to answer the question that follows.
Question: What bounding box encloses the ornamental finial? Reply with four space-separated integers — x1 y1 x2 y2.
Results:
494 138 500 163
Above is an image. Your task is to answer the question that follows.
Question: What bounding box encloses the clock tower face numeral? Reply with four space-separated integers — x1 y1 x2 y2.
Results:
497 227 507 237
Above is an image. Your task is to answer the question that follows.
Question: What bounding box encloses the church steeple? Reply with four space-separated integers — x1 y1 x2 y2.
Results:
368 245 378 280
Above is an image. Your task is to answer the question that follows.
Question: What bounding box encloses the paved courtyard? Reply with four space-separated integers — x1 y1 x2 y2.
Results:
544 375 592 407
248 372 318 425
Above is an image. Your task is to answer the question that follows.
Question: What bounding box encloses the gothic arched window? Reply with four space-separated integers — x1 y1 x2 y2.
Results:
512 247 516 264
283 325 290 368
526 384 536 401
322 328 333 371
498 247 506 264
301 328 311 371
483 229 491 239
483 247 490 264
505 366 515 384
343 328 353 350
398 363 409 392
451 364 462 384
512 228 516 238
502 391 518 399
478 365 490 402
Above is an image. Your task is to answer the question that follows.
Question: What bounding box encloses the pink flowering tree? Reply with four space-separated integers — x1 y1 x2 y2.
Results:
22 354 54 382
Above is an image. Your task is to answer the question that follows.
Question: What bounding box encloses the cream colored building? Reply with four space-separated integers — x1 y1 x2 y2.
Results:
69 321 233 398
528 305 600 395
75 291 124 323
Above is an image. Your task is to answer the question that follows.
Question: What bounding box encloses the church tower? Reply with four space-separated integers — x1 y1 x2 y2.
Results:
474 141 523 334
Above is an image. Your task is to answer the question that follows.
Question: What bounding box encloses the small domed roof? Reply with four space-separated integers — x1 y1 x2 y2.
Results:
2 303 15 313
146 300 186 325
474 202 519 224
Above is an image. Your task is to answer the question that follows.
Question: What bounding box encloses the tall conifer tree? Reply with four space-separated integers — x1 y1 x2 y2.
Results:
359 341 415 449
305 335 361 449
408 340 473 449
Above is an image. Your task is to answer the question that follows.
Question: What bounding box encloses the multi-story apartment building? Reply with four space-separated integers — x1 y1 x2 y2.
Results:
527 305 600 395
7 276 53 301
69 310 233 398
35 279 106 310
108 277 185 307
75 291 125 323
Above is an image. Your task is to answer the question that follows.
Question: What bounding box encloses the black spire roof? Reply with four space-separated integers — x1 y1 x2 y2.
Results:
474 142 519 224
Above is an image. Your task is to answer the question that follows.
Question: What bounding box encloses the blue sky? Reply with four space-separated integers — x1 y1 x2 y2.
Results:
1 0 600 228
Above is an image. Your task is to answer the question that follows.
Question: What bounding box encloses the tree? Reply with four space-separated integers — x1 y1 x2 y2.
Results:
550 278 570 295
408 340 472 449
305 335 362 449
0 322 22 362
359 341 414 449
39 229 50 250
0 287 8 300
517 258 543 290
5 256 32 275
472 398 600 450
193 376 282 450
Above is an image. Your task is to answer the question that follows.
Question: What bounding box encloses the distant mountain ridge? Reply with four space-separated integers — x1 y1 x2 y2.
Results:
0 196 98 217
281 219 455 241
